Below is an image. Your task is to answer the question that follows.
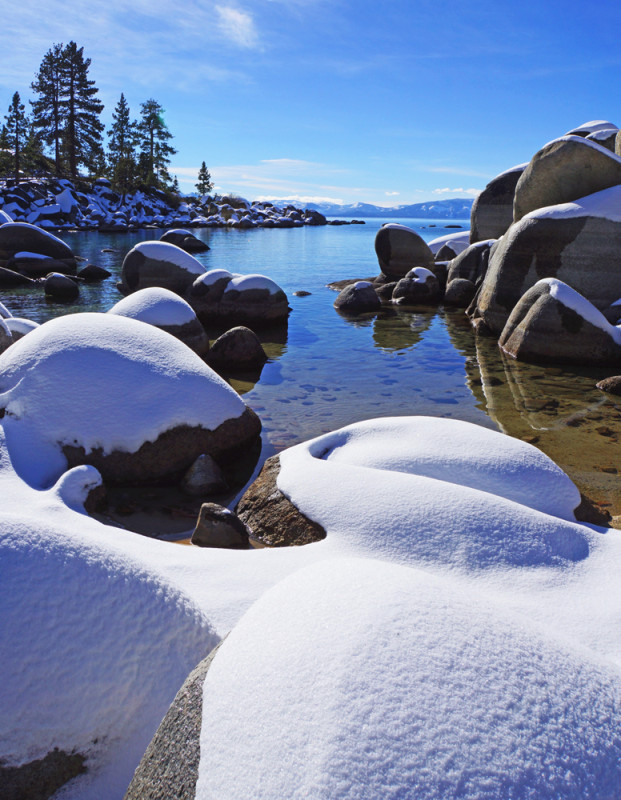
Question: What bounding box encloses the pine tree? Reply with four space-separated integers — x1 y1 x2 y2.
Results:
59 41 104 178
196 161 214 195
138 99 176 188
21 122 50 176
4 92 29 184
107 93 138 192
30 43 65 175
0 124 12 178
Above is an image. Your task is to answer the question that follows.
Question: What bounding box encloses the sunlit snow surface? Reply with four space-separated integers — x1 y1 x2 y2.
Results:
108 286 199 326
3 412 621 799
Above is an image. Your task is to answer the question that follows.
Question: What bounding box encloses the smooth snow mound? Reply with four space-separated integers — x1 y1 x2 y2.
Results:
4 317 39 337
130 240 205 275
223 274 283 295
405 266 435 281
108 287 198 326
523 184 621 225
194 269 234 287
277 417 587 569
197 558 621 800
0 312 246 488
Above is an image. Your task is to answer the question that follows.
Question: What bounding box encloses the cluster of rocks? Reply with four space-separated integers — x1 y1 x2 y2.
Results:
0 178 329 232
336 120 621 371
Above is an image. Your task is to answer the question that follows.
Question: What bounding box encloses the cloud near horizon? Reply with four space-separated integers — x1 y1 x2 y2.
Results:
433 187 481 197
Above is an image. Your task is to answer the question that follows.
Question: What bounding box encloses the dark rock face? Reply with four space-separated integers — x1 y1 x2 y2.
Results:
513 136 621 222
191 503 250 548
181 454 228 496
77 264 111 282
333 281 381 313
374 224 434 280
236 454 326 547
470 166 525 242
597 375 621 396
124 645 222 800
0 266 35 287
189 283 289 327
447 240 495 286
44 272 80 303
160 230 210 253
0 748 86 800
0 222 76 268
475 213 621 335
435 243 458 261
160 319 209 356
62 407 262 485
207 326 267 371
498 281 621 364
444 278 477 308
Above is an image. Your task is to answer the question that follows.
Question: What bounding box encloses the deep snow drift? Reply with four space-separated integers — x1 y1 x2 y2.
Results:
3 415 621 799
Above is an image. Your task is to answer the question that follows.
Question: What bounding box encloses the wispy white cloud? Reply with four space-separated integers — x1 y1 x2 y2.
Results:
255 194 344 205
215 6 259 49
385 191 400 196
433 187 481 197
425 166 492 178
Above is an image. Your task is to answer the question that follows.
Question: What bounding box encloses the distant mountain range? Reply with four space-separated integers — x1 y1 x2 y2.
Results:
306 198 474 219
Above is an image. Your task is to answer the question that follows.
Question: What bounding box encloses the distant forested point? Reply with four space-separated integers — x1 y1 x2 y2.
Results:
0 42 211 197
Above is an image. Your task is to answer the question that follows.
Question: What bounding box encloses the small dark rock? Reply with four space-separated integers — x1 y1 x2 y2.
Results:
208 326 267 371
44 272 80 302
596 376 621 396
77 264 112 282
191 503 250 548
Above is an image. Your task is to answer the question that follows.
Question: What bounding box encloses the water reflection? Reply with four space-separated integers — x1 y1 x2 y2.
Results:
372 308 434 352
461 330 621 518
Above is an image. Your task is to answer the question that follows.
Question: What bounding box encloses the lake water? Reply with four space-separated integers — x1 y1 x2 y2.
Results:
5 218 621 527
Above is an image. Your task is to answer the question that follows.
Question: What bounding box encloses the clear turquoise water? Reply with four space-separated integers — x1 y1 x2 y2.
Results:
4 219 621 520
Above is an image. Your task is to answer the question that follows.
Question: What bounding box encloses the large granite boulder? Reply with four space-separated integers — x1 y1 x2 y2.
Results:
108 288 209 355
120 241 206 296
499 278 621 364
188 271 289 326
586 128 618 152
474 186 621 335
470 164 526 242
0 313 261 487
374 223 434 280
513 136 621 222
0 223 76 271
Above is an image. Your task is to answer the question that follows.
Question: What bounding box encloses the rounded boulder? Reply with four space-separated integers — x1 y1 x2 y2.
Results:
374 223 434 280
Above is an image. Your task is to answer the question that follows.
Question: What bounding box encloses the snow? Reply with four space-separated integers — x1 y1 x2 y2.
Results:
3 317 40 337
223 273 283 295
167 228 192 235
5 413 621 798
0 312 246 488
542 134 621 165
128 241 205 276
0 300 12 318
13 250 54 260
196 558 621 800
194 268 234 287
523 184 621 225
353 280 372 289
427 229 471 255
0 208 13 224
566 119 619 135
405 266 436 282
108 287 198 327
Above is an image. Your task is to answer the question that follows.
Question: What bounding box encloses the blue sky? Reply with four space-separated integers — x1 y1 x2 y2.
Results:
2 0 620 205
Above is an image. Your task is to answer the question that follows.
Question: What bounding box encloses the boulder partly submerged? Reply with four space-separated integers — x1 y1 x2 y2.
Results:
499 278 621 365
474 185 621 335
0 312 260 487
374 223 435 280
188 270 289 326
0 222 76 272
108 287 209 355
120 241 206 296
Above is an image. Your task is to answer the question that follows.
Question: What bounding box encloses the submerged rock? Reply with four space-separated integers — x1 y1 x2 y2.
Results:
333 281 381 313
392 267 441 305
208 326 267 371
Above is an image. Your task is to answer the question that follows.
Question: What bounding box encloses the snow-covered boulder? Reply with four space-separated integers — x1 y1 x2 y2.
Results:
130 557 621 799
499 278 621 364
0 317 11 354
0 209 12 224
586 127 618 152
565 119 618 137
3 316 39 342
333 280 381 313
120 240 206 297
447 239 496 286
392 266 441 305
0 313 260 487
470 163 526 241
0 222 76 271
160 229 210 253
108 287 209 355
374 223 435 280
513 136 621 222
474 186 621 335
188 272 289 326
237 416 588 567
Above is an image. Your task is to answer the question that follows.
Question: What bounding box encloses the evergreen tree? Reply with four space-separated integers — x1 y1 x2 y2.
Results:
30 43 65 175
0 124 12 178
59 41 104 178
138 99 176 188
196 161 213 195
107 92 138 191
21 122 50 176
4 92 29 183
